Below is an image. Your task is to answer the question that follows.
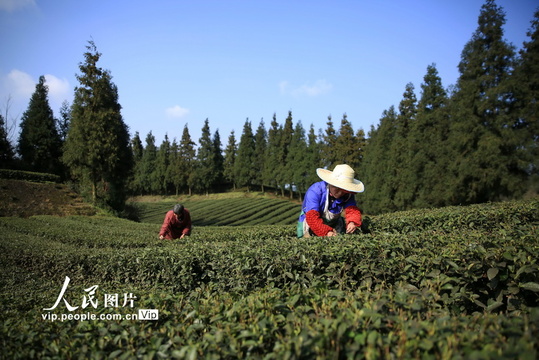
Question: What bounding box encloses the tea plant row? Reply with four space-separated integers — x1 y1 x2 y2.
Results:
0 199 537 358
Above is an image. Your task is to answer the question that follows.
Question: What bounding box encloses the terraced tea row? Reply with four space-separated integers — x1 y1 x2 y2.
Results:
1 199 538 359
134 196 300 226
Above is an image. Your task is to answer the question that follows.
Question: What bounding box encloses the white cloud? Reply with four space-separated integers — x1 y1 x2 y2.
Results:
44 74 70 104
0 70 70 113
165 105 189 119
279 79 333 97
0 0 36 12
6 69 35 98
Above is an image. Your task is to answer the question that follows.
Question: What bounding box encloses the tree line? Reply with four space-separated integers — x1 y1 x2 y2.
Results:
1 0 537 214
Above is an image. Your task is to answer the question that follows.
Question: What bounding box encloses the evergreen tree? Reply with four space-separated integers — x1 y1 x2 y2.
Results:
0 114 15 167
155 134 171 194
235 119 256 191
335 113 361 169
447 0 518 204
137 132 158 194
129 132 144 195
18 75 62 174
391 82 417 210
321 115 338 169
287 121 308 200
254 119 267 192
223 130 237 190
167 139 180 195
263 114 282 191
179 125 196 196
194 119 217 194
279 111 294 197
212 129 224 191
513 9 539 194
361 106 398 214
411 64 450 208
63 41 133 210
57 100 71 143
305 124 321 186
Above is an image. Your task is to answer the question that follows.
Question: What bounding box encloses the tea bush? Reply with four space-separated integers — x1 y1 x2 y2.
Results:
0 199 538 359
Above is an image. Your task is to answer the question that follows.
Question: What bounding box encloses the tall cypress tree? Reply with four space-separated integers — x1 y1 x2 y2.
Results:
321 115 337 169
18 75 62 174
137 132 158 195
235 119 255 191
0 114 14 168
390 83 417 210
212 130 224 192
193 119 217 194
57 100 71 143
279 111 294 197
411 64 450 208
167 139 181 196
513 9 539 194
287 121 308 200
263 114 282 191
155 134 171 194
447 0 517 204
335 113 361 169
305 124 322 186
129 131 144 195
223 130 237 190
179 124 196 196
253 119 267 192
63 41 133 210
361 106 398 214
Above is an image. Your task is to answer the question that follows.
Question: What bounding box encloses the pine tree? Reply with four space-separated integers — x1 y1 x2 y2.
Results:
513 9 539 194
263 114 282 192
57 100 71 143
361 106 398 214
235 119 256 191
321 115 338 169
137 132 158 195
389 83 417 210
63 41 133 210
253 119 267 192
194 119 217 194
129 132 144 195
18 75 63 174
212 130 224 191
447 0 518 204
167 138 181 196
411 64 450 208
179 125 196 196
279 111 294 197
287 121 308 200
335 113 361 169
155 134 171 194
223 130 237 190
0 114 15 167
303 125 322 186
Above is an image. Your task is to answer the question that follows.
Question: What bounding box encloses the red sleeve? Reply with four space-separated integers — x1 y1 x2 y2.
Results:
345 205 362 226
305 209 334 236
159 211 174 237
182 210 192 235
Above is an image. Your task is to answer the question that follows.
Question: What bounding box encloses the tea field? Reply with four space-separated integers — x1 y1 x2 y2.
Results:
131 194 300 226
0 198 538 359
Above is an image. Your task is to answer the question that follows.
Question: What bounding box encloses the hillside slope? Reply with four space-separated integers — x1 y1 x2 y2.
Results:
0 179 97 217
133 194 301 226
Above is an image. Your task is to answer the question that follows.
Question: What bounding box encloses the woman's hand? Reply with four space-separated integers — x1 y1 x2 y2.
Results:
346 222 358 234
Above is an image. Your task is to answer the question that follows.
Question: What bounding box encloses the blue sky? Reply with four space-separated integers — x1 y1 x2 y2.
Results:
1 0 537 147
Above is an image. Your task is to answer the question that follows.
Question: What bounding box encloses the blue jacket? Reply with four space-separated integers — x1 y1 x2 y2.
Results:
298 181 357 222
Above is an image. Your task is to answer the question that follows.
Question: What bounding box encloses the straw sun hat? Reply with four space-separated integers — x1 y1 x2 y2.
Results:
316 164 365 193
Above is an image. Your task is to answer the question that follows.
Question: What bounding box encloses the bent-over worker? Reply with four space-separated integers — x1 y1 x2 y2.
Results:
159 204 192 239
297 164 364 237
